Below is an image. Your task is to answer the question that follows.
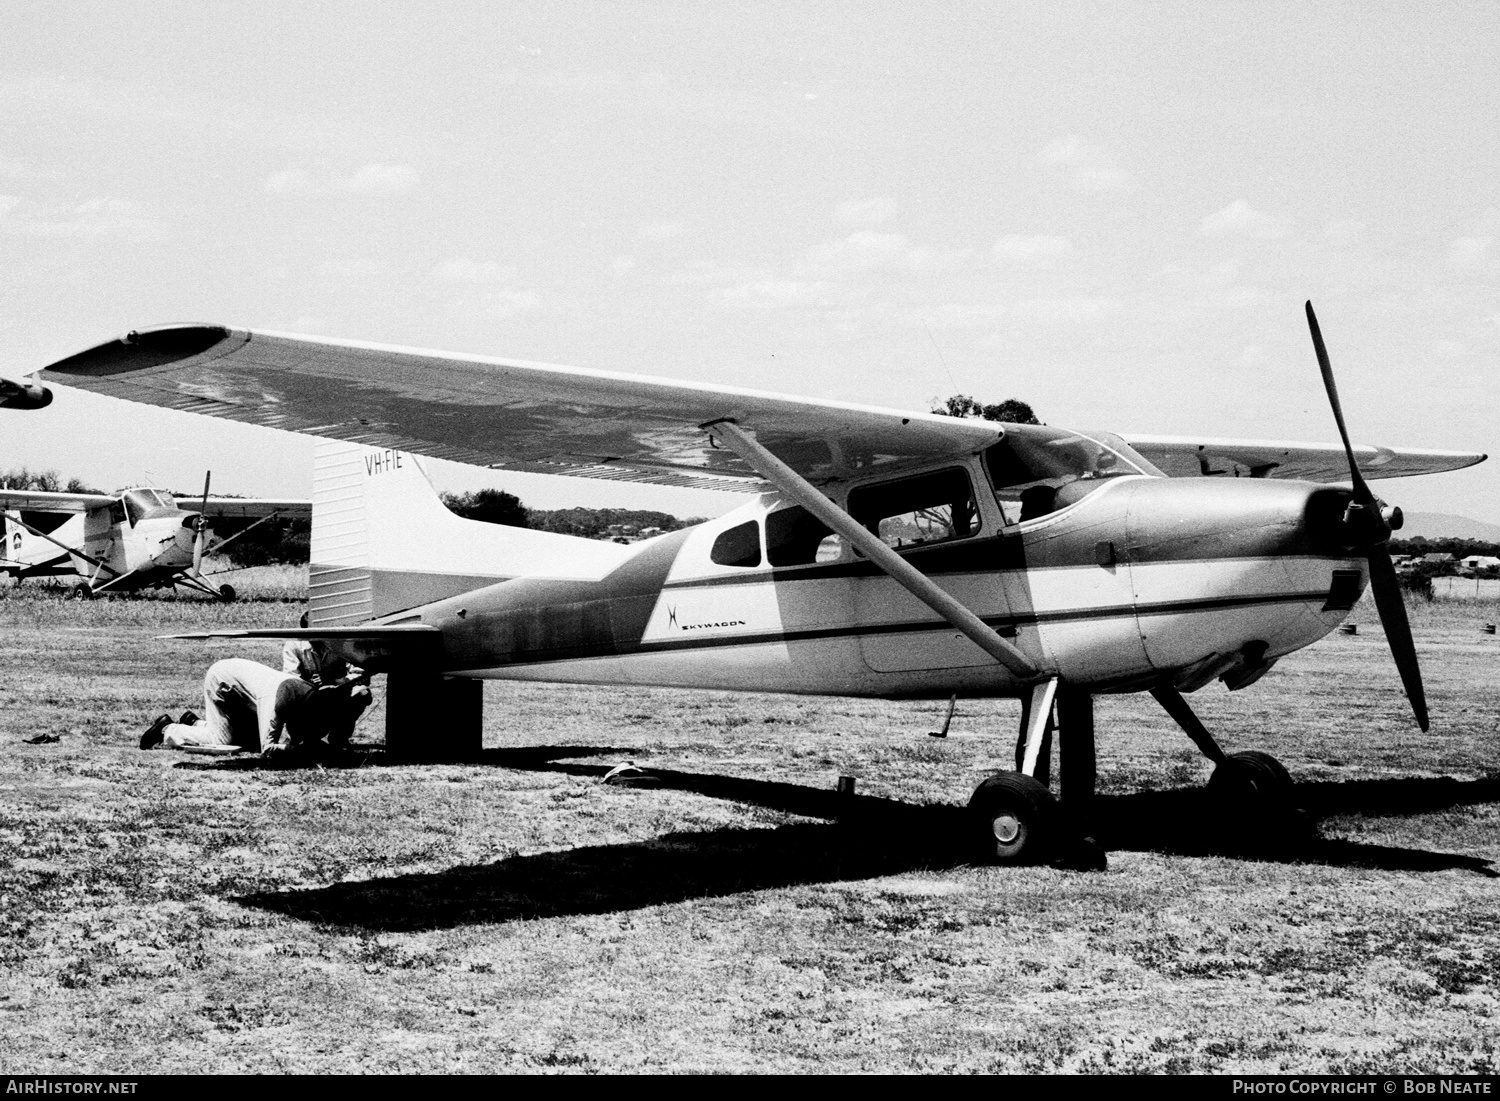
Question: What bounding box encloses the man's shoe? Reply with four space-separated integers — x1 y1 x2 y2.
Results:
179 710 200 726
139 714 172 750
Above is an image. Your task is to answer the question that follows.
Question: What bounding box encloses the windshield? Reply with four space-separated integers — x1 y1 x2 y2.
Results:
121 488 180 526
984 425 1161 524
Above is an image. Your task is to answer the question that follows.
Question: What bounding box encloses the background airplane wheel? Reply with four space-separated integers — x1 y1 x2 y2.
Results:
69 582 93 600
968 771 1056 865
217 584 236 602
1207 750 1294 808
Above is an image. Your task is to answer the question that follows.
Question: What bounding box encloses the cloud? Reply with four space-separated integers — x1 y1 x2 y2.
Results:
1200 200 1289 239
429 259 519 283
480 289 542 317
636 220 686 241
1038 135 1129 192
342 163 418 196
992 234 1072 263
835 197 897 227
716 279 832 308
1450 237 1491 268
264 164 419 197
1449 210 1498 272
805 231 968 273
0 195 155 238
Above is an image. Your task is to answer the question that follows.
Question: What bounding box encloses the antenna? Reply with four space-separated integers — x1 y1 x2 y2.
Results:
923 323 961 397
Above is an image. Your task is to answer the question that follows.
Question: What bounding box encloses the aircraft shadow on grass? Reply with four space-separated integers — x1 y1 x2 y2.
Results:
228 746 1499 931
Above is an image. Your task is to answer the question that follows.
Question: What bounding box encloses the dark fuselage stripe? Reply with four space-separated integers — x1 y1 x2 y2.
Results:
450 588 1328 670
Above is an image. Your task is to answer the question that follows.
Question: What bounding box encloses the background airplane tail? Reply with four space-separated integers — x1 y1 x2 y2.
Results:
309 440 627 626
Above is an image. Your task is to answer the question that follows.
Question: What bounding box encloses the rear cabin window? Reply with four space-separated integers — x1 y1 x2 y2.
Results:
766 506 840 567
847 468 980 550
710 520 761 567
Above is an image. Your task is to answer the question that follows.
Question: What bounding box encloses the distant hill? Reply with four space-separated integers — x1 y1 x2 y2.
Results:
1399 512 1500 542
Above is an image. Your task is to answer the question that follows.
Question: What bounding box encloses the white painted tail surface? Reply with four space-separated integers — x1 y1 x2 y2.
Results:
309 440 630 625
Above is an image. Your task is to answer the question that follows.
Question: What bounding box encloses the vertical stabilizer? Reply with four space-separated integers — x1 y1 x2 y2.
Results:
309 441 630 626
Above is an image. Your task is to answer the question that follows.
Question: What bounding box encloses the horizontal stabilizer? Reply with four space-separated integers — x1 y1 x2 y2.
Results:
158 625 441 641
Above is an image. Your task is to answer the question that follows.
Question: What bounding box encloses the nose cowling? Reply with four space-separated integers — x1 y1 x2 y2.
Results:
1124 477 1355 562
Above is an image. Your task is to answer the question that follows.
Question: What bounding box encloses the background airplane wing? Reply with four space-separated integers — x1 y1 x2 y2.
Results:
37 325 1004 491
199 497 311 519
1119 434 1485 483
0 488 115 512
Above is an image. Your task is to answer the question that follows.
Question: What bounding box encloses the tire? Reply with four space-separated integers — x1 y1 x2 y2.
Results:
69 583 93 600
218 584 236 603
968 771 1057 865
1208 750 1294 808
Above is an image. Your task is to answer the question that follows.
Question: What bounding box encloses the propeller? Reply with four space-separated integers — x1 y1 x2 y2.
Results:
1306 301 1428 731
193 471 211 573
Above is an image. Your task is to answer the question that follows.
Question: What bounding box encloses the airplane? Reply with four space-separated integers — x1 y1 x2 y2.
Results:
9 306 1487 865
0 476 310 599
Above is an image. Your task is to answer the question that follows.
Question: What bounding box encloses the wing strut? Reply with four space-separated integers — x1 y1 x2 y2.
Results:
706 420 1041 679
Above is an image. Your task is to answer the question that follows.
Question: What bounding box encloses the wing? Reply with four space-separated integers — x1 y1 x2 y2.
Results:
0 373 51 410
199 497 311 520
37 325 1004 490
1121 434 1486 483
0 489 115 513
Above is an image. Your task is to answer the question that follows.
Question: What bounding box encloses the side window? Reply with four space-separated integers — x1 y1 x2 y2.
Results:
710 520 761 567
108 500 127 526
766 506 840 567
122 495 142 527
847 468 980 550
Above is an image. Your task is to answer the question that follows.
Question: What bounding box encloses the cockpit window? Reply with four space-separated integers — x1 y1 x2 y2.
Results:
710 520 762 568
985 425 1162 524
766 506 841 566
847 467 979 551
121 488 179 526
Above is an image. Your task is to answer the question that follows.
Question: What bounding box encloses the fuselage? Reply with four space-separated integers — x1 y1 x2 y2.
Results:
357 429 1368 700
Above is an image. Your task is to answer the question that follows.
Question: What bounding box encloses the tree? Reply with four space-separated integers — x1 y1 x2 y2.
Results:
0 467 102 493
931 394 1040 424
440 488 530 528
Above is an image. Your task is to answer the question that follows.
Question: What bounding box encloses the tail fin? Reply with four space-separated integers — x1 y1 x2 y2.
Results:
309 440 627 626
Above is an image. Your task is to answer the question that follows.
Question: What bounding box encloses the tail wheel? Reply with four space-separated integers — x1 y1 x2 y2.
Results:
217 584 236 603
1208 750 1294 808
968 771 1057 865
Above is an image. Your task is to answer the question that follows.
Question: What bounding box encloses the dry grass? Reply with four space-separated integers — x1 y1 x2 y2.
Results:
0 588 1497 1073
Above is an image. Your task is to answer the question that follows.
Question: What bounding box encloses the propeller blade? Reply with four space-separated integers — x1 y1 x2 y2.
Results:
1305 301 1373 503
1306 301 1426 730
193 471 210 572
1366 547 1429 731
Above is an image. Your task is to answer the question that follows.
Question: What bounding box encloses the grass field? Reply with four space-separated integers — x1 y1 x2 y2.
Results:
0 576 1497 1074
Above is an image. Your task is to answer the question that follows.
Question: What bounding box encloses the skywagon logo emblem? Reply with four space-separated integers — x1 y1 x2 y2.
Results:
667 606 746 632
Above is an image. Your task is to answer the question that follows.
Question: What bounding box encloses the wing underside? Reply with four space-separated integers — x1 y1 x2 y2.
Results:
1122 434 1485 483
39 326 1004 491
35 324 1484 489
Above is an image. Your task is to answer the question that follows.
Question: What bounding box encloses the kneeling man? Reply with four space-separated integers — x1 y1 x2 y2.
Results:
141 657 323 755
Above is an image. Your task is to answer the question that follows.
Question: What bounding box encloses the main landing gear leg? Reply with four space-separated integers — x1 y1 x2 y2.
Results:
1150 685 1301 843
385 669 483 763
971 679 1105 870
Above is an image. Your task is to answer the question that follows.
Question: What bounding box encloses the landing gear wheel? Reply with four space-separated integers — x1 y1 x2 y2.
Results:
1207 750 1308 849
968 771 1057 865
1208 750 1294 808
217 584 236 603
69 582 93 600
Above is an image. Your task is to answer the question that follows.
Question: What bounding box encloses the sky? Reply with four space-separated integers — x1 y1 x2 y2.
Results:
0 2 1496 519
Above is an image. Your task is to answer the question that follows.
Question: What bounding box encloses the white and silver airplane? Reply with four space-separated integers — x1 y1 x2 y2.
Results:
0 479 310 599
12 307 1488 863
